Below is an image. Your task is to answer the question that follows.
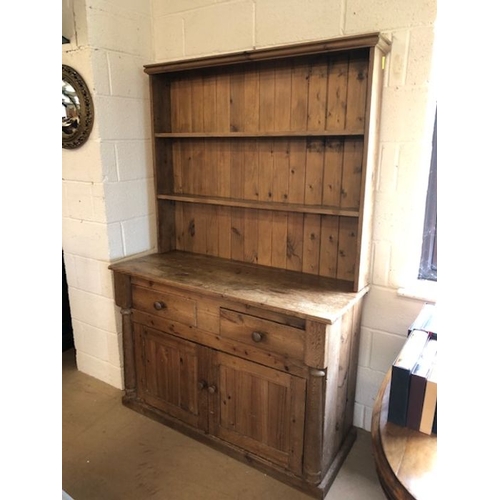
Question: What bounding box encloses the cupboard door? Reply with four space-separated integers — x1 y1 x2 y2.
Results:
134 323 208 431
210 351 306 475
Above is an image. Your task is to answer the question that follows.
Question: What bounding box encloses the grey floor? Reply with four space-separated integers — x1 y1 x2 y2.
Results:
62 348 386 500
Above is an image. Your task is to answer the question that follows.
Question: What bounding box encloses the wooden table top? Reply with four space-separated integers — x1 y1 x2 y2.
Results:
371 370 437 500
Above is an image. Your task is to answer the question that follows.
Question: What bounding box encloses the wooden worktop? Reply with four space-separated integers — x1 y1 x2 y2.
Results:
109 251 368 325
371 370 437 500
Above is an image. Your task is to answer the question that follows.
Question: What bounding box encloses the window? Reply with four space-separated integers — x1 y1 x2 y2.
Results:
419 109 437 281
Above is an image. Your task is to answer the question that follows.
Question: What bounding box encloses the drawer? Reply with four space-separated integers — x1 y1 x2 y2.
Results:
219 308 304 361
132 285 197 326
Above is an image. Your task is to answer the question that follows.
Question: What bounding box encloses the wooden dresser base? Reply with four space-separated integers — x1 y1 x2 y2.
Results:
111 252 366 499
123 394 356 499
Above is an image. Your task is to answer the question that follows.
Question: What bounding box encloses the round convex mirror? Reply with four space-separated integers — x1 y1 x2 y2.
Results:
62 65 94 149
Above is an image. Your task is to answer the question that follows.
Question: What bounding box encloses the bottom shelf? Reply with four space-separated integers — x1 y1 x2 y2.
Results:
158 198 360 285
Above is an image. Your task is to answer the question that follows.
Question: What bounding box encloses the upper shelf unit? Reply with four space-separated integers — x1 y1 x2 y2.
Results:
144 33 390 292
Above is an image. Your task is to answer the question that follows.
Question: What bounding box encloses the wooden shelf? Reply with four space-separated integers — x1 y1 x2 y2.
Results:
148 35 388 288
155 131 364 138
158 194 360 217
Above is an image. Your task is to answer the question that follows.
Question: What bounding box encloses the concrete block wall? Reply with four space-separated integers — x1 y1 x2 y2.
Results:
62 0 437 431
62 0 154 388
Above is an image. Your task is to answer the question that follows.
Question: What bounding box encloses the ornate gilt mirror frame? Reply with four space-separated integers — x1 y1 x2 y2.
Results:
62 65 94 149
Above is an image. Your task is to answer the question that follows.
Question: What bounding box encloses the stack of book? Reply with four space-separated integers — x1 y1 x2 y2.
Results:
387 303 437 434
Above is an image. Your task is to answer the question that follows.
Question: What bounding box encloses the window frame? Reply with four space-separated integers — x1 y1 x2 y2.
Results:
418 109 437 282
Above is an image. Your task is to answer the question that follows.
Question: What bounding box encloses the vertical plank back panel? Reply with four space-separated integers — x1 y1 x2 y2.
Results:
288 139 307 204
274 60 292 132
152 76 171 133
290 58 310 130
304 139 325 205
243 139 259 201
192 203 208 255
182 202 195 254
258 139 274 202
174 200 184 250
172 140 183 194
259 62 275 132
191 72 205 131
244 64 260 132
230 68 246 133
176 76 193 132
337 216 358 281
206 204 219 257
271 211 288 270
319 215 340 278
341 138 364 210
272 139 290 203
230 140 244 199
231 207 245 261
345 52 368 132
203 72 217 132
155 139 173 195
307 57 328 131
322 139 343 207
326 54 349 131
244 208 259 264
302 214 321 274
286 213 304 272
192 139 205 196
257 209 273 267
218 139 231 198
217 206 232 259
216 71 231 133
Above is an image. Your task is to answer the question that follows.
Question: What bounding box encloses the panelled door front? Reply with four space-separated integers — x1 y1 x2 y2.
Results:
134 324 208 432
209 351 306 475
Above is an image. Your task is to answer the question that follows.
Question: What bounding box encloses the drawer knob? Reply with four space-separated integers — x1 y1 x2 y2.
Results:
153 301 166 310
198 380 207 390
207 385 217 394
251 331 264 343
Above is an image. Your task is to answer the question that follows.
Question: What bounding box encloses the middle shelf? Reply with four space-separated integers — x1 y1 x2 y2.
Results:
157 193 359 217
155 135 365 213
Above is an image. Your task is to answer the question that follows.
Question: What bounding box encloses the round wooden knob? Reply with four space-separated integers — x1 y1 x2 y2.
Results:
207 385 217 394
198 381 207 390
153 301 166 310
251 331 264 342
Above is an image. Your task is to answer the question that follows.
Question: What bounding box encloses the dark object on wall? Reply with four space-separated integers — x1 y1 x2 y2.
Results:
62 252 74 352
62 36 70 44
62 65 94 149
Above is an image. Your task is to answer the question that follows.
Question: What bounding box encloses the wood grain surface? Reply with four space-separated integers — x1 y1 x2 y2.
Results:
110 251 367 325
371 370 437 500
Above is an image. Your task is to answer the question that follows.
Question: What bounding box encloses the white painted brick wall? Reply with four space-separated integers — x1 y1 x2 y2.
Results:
62 0 153 389
185 1 255 56
255 0 342 46
62 1 438 427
